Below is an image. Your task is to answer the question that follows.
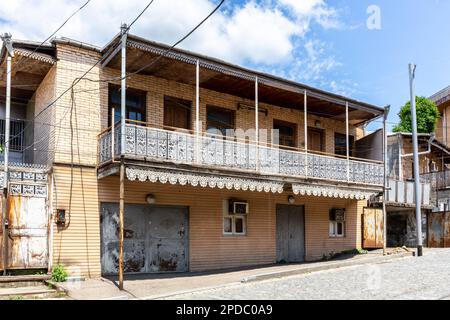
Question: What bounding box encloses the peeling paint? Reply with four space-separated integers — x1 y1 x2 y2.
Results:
101 203 188 275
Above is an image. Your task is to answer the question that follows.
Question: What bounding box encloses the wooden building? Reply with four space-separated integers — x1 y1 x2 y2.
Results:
0 33 386 278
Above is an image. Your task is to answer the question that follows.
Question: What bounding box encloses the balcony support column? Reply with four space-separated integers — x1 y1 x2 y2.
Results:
111 107 115 160
120 24 128 156
304 90 308 177
118 23 127 291
255 76 259 170
346 101 350 182
383 105 390 255
195 59 200 164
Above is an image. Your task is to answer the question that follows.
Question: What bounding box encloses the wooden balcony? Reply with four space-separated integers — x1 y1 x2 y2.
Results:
98 122 384 187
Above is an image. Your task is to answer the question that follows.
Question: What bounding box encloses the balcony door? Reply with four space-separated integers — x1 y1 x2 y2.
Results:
108 84 147 126
274 120 297 148
307 127 324 152
164 96 191 130
206 106 235 137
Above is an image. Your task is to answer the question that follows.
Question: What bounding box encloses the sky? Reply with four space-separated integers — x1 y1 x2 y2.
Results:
1 0 450 131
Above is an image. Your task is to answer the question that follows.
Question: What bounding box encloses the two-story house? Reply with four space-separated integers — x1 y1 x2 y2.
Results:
0 32 386 278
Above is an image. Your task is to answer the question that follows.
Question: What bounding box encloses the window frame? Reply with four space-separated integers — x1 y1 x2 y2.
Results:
108 84 147 126
223 200 247 236
334 132 355 157
206 105 235 137
329 220 345 238
273 119 297 148
223 213 247 236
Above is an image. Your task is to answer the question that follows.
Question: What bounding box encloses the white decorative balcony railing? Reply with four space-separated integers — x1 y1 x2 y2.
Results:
386 179 430 207
98 123 384 186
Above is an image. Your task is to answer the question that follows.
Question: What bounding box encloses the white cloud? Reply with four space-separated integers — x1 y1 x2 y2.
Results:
0 0 351 93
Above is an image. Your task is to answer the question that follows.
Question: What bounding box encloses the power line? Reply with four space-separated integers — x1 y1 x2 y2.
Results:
3 0 92 75
87 0 226 84
2 0 158 148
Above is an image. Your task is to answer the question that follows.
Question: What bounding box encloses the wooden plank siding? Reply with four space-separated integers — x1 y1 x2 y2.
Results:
51 165 101 278
52 165 364 277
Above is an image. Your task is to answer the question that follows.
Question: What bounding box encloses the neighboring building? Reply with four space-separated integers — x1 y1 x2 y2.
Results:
0 33 386 278
383 133 450 247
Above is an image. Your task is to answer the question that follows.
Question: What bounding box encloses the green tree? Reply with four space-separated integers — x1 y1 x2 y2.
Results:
393 96 440 133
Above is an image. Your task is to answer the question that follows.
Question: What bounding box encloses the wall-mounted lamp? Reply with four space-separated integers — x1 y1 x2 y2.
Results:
315 120 322 129
288 195 295 205
146 194 156 204
56 209 66 226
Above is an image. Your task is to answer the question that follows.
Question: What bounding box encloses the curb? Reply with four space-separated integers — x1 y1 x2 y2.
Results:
142 252 413 300
241 252 413 283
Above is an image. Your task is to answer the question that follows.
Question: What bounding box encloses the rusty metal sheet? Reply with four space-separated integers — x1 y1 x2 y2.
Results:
428 212 450 248
363 207 384 249
101 203 188 275
7 196 48 269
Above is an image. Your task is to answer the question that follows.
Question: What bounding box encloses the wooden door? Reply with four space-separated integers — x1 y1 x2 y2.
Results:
308 128 324 152
276 205 305 263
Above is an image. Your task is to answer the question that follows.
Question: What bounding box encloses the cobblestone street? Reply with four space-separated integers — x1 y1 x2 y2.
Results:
162 249 450 300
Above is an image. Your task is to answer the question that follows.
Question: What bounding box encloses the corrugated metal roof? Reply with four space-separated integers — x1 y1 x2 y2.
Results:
430 85 450 106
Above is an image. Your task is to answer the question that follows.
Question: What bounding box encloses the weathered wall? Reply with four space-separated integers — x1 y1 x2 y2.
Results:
387 209 427 247
94 177 364 273
25 65 57 165
435 101 450 147
51 165 100 278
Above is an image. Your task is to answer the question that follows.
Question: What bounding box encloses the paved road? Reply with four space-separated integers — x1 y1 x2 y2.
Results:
162 249 450 300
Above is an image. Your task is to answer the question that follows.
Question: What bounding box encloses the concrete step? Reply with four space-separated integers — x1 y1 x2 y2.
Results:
0 285 59 299
0 275 51 289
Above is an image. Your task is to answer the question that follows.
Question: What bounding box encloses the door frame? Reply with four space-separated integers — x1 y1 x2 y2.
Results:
100 202 190 275
275 204 306 263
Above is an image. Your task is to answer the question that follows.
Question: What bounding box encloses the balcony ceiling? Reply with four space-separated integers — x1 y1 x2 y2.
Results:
0 41 56 105
102 35 384 126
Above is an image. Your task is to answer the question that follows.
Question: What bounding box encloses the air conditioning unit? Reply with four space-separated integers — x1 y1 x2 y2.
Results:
229 200 249 214
329 208 346 222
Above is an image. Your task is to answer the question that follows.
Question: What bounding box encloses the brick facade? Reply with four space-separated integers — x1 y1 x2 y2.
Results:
25 43 371 277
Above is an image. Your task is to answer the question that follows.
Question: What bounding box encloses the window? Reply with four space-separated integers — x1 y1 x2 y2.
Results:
108 84 147 126
329 209 345 238
223 200 247 236
0 119 25 152
164 96 191 130
334 133 354 156
207 106 235 137
274 120 297 148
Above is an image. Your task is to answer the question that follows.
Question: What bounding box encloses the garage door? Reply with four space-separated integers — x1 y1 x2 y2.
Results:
101 203 188 275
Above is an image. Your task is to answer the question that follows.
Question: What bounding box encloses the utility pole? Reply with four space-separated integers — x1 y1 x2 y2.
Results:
118 23 128 290
409 63 423 257
382 105 390 255
1 33 14 275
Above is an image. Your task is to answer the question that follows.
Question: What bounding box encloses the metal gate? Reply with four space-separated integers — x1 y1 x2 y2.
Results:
1 166 49 272
7 196 48 269
101 203 189 275
428 212 450 248
363 207 384 249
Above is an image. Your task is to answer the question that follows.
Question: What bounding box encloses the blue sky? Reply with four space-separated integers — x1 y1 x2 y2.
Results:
310 0 450 130
1 0 449 131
